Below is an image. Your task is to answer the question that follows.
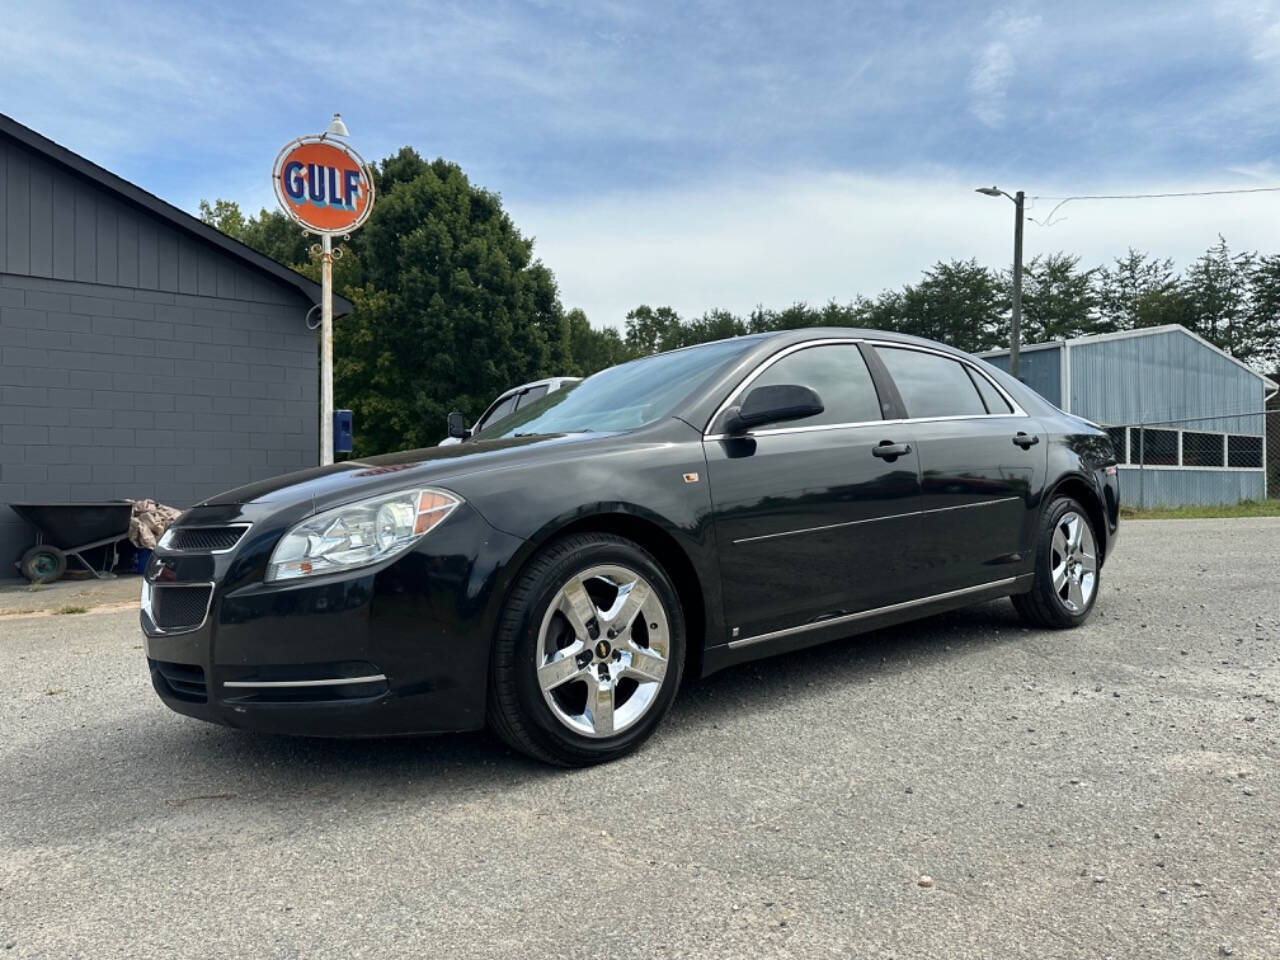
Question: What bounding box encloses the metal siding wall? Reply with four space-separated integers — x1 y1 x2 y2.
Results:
6 144 30 275
0 272 319 575
982 346 1062 407
0 131 322 576
0 140 6 267
0 132 298 305
1116 467 1266 507
1068 329 1264 432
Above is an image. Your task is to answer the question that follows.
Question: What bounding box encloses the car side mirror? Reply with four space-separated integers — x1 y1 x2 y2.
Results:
446 411 471 440
723 384 823 434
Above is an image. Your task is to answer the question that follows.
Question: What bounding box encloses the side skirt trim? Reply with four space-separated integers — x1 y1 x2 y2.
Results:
727 576 1020 650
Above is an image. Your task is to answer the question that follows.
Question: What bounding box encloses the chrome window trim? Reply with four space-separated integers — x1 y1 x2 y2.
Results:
702 337 1027 441
140 580 216 636
731 496 1022 545
156 522 252 555
223 675 388 689
727 576 1020 649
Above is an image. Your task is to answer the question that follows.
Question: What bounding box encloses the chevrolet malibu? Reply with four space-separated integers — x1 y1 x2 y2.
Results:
143 329 1120 766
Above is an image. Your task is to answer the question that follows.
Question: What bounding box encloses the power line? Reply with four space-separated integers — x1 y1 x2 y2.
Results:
1032 186 1280 201
1029 186 1280 226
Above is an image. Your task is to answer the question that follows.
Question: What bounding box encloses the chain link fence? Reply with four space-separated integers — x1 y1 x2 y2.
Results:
1101 409 1278 509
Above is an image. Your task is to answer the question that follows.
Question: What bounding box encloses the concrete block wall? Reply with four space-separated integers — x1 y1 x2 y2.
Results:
0 272 318 572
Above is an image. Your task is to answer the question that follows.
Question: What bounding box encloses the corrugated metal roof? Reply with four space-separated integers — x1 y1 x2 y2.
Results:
980 325 1278 391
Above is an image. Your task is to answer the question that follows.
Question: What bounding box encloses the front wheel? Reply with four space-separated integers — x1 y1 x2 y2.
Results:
20 545 67 584
1013 497 1100 628
487 533 685 766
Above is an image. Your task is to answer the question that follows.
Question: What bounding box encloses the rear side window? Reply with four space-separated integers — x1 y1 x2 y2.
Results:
746 344 882 428
966 367 1013 414
876 347 986 419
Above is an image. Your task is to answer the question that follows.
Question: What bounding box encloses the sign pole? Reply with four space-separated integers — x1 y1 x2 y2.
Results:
320 232 334 466
272 114 374 470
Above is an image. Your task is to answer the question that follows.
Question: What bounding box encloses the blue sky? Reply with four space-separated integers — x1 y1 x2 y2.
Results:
8 0 1280 326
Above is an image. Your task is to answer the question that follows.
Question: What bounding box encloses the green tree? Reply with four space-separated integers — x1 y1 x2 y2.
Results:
624 305 682 354
1183 236 1258 362
334 150 573 453
898 259 1007 353
566 308 634 376
1017 253 1097 342
1096 249 1186 332
1244 255 1280 372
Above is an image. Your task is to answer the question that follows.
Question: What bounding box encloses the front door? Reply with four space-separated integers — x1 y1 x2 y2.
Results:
703 342 924 645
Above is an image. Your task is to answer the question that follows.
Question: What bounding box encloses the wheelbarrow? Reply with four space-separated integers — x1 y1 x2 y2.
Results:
8 501 134 583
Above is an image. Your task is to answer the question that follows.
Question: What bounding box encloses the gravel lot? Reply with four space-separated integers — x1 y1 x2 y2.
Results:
1 518 1277 959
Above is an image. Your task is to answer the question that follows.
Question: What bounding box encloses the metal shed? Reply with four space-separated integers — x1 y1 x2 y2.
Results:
0 113 352 575
981 325 1278 508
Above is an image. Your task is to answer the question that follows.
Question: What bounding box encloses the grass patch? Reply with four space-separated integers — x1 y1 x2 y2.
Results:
54 605 88 615
1121 500 1280 520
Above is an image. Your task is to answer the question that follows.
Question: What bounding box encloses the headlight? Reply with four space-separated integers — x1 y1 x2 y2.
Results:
265 488 461 582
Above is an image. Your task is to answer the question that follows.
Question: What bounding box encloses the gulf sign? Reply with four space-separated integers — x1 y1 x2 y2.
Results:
272 136 374 235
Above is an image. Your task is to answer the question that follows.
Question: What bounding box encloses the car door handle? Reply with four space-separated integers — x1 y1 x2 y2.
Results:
872 441 912 460
1012 432 1040 449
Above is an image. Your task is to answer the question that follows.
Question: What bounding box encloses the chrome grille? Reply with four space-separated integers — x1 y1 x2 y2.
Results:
161 525 248 552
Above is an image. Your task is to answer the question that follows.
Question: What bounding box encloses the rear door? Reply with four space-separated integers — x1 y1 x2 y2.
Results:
872 344 1047 594
703 341 924 645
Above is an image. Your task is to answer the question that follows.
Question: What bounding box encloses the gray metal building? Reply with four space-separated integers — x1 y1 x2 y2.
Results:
982 325 1278 507
0 114 349 574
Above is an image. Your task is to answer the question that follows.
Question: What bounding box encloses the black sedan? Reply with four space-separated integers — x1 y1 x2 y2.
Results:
143 329 1119 765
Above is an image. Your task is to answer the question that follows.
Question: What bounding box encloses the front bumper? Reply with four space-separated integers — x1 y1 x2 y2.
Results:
142 500 525 737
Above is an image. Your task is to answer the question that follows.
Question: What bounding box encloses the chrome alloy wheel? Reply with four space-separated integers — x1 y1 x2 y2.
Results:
1051 510 1097 613
536 564 671 738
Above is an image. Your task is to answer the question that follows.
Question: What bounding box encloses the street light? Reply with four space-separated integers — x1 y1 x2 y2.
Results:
976 185 1025 378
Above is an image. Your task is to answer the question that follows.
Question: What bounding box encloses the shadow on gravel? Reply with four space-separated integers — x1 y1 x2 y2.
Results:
6 599 1035 843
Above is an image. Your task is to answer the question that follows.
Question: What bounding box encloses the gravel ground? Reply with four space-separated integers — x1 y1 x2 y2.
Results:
1 518 1276 959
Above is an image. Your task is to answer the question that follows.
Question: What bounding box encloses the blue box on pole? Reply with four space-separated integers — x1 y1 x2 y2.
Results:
333 409 354 454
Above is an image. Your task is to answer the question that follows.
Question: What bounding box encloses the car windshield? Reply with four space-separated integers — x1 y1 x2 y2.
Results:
479 339 756 439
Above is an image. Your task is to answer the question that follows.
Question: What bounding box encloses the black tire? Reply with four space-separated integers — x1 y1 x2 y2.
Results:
487 533 685 766
1013 496 1100 629
20 545 67 584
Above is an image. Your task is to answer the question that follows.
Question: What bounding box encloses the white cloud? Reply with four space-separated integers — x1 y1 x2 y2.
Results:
509 170 1280 329
968 42 1016 127
966 11 1040 128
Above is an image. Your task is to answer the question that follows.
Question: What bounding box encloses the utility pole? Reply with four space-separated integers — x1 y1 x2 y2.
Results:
1010 189 1024 380
976 185 1025 378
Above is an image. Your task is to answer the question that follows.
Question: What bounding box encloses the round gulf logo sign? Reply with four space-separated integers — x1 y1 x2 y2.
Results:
272 136 374 235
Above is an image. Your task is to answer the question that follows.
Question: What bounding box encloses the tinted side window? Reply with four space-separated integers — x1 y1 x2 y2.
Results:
747 345 882 428
966 367 1013 414
479 393 519 430
877 347 986 419
515 384 549 410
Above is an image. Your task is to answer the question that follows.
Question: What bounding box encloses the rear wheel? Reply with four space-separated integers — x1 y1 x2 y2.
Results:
1013 497 1100 628
487 533 685 766
20 545 67 584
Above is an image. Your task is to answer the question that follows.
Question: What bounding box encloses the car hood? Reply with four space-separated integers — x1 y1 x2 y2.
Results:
198 432 605 508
